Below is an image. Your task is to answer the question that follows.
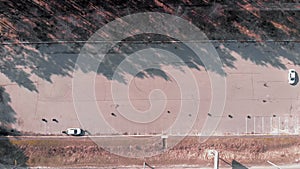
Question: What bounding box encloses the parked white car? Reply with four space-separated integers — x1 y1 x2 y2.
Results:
288 69 296 85
65 128 84 136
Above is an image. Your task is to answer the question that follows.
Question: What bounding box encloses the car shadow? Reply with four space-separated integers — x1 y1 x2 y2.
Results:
84 130 91 136
80 130 86 136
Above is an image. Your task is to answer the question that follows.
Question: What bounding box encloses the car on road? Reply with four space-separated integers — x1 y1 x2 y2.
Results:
64 128 84 136
288 69 296 85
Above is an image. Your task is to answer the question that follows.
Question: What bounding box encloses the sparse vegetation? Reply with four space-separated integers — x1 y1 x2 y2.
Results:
2 136 300 167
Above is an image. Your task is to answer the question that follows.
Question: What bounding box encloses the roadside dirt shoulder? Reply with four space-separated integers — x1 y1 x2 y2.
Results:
2 136 300 167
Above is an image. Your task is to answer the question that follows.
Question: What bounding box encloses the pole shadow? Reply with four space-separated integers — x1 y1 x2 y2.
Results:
232 159 248 169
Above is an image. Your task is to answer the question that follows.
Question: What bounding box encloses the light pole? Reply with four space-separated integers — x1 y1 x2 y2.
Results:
246 115 251 134
254 116 256 134
267 160 281 169
278 116 281 134
270 115 276 134
262 116 264 133
208 113 233 119
208 150 219 169
42 118 48 134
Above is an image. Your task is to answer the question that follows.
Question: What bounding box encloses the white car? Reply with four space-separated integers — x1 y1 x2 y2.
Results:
65 128 84 136
288 69 296 85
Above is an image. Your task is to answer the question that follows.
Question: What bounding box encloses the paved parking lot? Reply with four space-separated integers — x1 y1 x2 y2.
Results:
0 42 298 136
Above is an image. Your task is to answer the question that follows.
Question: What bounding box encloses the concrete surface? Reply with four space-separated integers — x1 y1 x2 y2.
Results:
0 41 299 136
0 1 299 137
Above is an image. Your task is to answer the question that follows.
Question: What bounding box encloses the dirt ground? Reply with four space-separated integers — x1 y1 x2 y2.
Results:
1 135 300 168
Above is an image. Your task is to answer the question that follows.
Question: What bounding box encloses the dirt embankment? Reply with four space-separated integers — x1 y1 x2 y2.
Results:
2 136 300 168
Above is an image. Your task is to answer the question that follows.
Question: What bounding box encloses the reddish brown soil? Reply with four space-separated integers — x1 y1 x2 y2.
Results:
2 135 300 167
